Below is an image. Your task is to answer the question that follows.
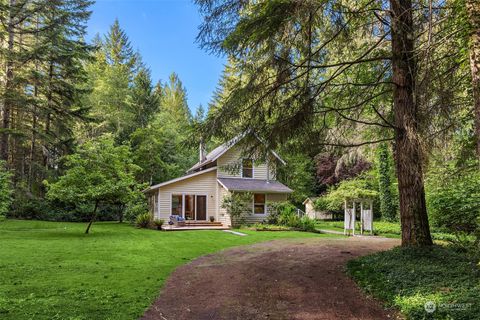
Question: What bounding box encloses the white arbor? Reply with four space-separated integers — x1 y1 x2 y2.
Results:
344 198 374 236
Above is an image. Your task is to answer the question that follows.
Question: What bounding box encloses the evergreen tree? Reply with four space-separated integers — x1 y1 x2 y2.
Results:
193 104 206 124
131 67 159 129
160 73 191 126
103 18 139 72
82 19 137 142
195 0 437 246
0 161 13 217
0 0 93 195
34 0 93 183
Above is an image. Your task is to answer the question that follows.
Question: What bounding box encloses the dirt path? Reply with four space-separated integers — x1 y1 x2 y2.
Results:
142 236 399 320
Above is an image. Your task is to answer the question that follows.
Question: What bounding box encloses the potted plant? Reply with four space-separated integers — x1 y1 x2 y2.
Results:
209 216 215 222
153 219 164 230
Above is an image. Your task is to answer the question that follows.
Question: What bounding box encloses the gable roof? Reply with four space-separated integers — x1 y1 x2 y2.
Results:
217 177 293 193
144 166 217 192
302 197 318 205
187 134 286 173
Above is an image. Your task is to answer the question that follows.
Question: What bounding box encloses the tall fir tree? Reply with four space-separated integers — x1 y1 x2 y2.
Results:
0 0 93 196
82 19 138 142
131 67 159 129
160 73 191 126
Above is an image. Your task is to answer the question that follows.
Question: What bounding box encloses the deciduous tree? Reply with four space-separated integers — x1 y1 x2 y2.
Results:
45 136 140 233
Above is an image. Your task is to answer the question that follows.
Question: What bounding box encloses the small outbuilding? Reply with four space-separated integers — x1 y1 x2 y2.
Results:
303 197 333 220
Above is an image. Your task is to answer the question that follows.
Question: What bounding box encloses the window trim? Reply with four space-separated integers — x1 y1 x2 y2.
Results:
253 193 267 215
170 193 209 220
241 158 254 179
171 194 184 217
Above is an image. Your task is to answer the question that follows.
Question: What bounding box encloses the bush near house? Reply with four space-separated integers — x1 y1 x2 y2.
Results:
263 201 317 232
221 192 253 228
153 219 164 230
136 212 153 228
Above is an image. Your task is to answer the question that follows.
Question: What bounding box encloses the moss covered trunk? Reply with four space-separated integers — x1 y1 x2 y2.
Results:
390 0 433 246
467 0 480 159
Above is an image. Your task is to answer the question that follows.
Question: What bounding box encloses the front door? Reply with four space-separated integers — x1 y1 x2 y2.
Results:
196 195 207 221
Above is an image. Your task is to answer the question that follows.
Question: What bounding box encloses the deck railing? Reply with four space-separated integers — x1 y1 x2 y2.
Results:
296 208 306 217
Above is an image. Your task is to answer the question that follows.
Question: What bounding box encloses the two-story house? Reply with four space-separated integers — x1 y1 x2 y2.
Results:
144 134 293 228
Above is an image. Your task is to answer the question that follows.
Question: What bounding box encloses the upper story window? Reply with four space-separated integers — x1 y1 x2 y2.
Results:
242 159 253 178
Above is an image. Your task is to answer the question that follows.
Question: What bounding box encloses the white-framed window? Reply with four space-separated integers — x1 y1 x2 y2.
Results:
171 194 208 220
242 159 253 178
253 193 266 214
171 194 183 216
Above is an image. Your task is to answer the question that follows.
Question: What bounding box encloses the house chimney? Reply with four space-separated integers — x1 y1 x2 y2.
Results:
199 139 206 162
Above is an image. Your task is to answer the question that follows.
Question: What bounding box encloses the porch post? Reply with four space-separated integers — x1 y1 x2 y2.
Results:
182 194 185 218
360 201 364 235
352 201 356 236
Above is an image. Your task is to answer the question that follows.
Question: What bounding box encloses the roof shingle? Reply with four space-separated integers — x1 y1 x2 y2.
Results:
217 178 292 193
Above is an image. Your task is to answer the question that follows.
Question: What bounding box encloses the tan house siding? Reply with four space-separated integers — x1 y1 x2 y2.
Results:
156 171 217 221
217 184 231 226
217 145 276 180
267 193 288 202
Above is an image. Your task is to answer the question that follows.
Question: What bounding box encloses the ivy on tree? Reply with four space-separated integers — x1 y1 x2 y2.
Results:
377 143 397 221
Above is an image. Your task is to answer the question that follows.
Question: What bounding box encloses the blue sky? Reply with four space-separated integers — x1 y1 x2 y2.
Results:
87 0 225 112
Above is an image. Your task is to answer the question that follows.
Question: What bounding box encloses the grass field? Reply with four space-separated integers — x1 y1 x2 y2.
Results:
0 219 334 320
315 220 458 241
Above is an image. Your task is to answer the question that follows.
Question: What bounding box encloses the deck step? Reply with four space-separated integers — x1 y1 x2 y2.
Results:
184 221 223 226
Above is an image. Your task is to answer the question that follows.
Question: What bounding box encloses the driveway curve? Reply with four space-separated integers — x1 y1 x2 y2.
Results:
142 236 399 320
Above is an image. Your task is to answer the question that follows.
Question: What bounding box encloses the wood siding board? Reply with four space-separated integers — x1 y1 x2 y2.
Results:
217 144 276 180
157 171 217 222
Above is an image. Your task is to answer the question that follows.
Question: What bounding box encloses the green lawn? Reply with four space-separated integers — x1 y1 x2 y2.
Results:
315 220 458 241
0 219 334 320
347 246 480 320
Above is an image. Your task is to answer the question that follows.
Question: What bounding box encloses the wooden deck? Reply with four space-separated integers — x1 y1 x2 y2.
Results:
161 221 229 231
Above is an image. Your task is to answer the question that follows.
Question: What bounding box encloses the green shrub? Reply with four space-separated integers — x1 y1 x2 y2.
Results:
270 202 316 232
268 201 297 224
313 197 329 211
299 216 316 232
221 192 252 228
153 219 164 230
318 176 378 211
426 166 480 235
135 212 152 228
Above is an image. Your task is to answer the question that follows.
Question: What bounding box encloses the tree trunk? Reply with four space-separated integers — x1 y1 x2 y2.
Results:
29 88 38 191
1 0 16 163
390 0 433 246
467 0 480 159
85 201 99 234
117 204 124 223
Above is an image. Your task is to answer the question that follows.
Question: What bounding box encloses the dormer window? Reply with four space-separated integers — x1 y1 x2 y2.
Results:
242 159 253 178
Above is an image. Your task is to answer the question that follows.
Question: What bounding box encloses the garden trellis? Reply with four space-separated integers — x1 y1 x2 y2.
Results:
344 199 374 236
